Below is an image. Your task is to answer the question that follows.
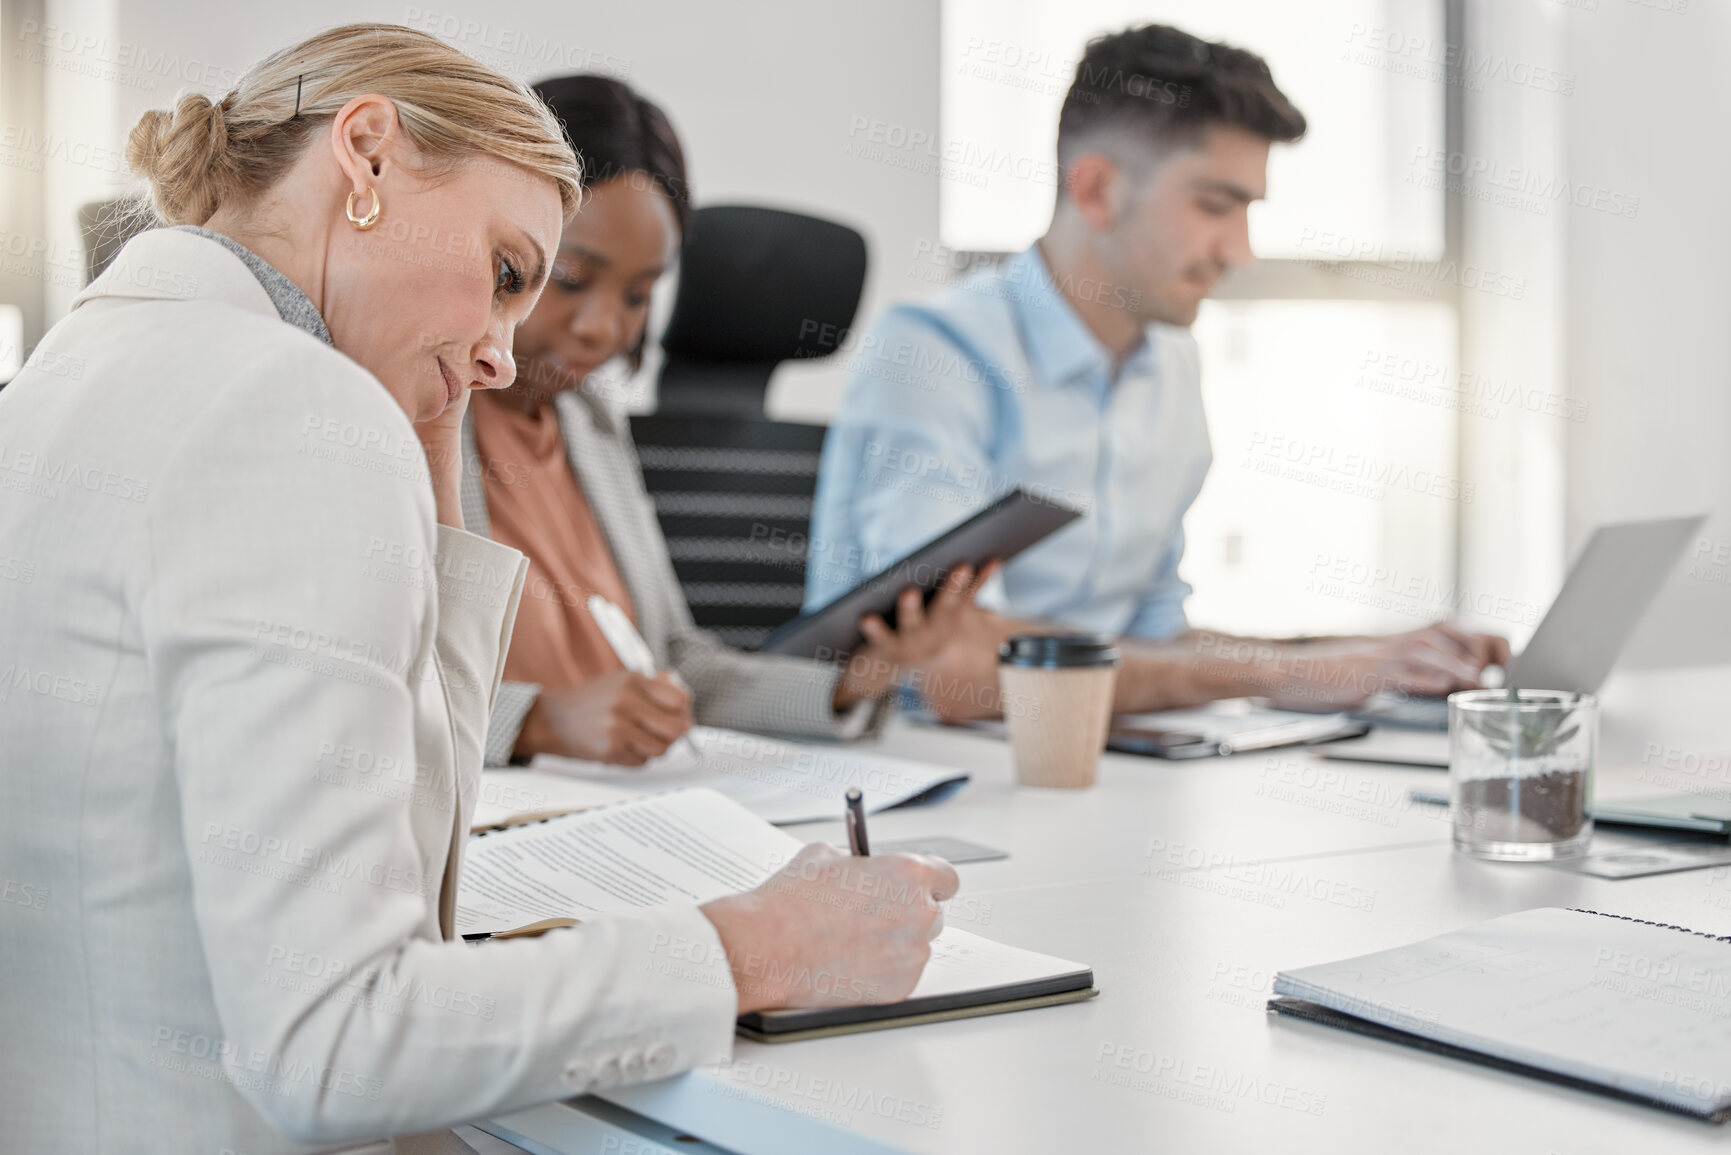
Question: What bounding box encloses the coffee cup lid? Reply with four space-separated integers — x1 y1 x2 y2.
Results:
998 633 1121 668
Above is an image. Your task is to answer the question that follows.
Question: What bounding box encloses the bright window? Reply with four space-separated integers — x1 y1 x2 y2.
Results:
940 0 1446 257
1186 300 1458 637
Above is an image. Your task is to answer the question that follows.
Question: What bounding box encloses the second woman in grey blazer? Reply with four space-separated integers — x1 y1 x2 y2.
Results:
475 76 997 767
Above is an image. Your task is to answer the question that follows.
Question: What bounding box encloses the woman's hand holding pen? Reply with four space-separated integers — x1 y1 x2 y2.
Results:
514 671 693 766
699 842 959 1014
831 561 1005 710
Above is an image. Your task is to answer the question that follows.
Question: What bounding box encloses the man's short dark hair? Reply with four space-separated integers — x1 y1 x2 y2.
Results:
1056 24 1306 172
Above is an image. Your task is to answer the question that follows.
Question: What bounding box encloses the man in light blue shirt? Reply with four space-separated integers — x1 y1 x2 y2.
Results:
806 244 1209 642
809 23 1509 718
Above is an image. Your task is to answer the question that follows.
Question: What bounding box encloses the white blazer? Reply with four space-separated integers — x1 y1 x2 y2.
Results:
0 230 737 1154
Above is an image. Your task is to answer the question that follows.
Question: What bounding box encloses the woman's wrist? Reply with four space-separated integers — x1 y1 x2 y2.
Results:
512 696 550 759
698 891 783 1015
831 650 895 712
415 391 470 529
429 467 465 529
411 432 465 529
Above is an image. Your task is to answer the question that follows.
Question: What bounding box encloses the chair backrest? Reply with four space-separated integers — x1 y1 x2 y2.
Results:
656 204 866 415
629 415 828 648
79 198 149 284
634 204 868 647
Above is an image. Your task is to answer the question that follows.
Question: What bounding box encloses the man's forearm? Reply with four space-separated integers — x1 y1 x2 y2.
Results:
1114 638 1245 712
927 619 1341 719
952 622 1261 714
1112 630 1327 712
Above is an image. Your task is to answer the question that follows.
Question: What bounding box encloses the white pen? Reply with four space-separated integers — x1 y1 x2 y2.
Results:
587 595 704 764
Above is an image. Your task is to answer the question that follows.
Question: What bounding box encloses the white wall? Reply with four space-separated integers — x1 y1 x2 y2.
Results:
44 0 943 420
1563 0 1731 669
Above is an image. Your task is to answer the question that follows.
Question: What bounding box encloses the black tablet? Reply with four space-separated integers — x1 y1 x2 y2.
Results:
758 487 1084 659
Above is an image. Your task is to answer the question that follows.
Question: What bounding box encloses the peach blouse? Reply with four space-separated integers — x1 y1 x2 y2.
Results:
469 389 636 690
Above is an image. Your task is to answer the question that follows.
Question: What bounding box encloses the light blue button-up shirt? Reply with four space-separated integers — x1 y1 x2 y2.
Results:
805 245 1212 640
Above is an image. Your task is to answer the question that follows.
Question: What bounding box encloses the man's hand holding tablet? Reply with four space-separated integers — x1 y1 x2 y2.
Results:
830 561 1004 710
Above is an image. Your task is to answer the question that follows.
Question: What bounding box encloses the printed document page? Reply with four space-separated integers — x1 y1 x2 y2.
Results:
527 725 968 825
455 788 801 935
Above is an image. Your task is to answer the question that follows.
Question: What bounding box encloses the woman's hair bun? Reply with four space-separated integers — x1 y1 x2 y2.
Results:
125 92 232 226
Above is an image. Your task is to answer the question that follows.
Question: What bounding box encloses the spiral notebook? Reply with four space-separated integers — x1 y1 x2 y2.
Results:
1269 907 1731 1122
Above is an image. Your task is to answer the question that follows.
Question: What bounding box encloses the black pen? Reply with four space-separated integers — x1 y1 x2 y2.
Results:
844 787 871 856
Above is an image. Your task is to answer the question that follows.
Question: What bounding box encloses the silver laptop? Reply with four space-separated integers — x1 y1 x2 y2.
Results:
1350 514 1707 733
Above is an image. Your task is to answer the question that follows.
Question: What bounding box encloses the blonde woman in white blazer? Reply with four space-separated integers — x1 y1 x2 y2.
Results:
0 24 956 1155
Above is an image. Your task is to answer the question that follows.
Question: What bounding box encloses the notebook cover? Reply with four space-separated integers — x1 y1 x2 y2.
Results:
1267 996 1729 1124
738 985 1099 1044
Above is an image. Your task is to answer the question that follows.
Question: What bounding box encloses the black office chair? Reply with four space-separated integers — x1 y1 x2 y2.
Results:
79 198 149 283
0 199 140 390
631 205 868 649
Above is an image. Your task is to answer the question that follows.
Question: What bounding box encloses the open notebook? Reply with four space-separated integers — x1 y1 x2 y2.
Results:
458 788 1095 1041
1270 907 1731 1122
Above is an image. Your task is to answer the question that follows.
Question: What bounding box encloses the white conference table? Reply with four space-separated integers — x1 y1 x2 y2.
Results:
480 671 1731 1155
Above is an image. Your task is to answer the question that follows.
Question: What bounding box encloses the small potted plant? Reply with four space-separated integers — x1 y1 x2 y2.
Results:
1449 686 1596 860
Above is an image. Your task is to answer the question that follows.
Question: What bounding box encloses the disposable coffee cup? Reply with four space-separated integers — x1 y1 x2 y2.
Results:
997 634 1121 788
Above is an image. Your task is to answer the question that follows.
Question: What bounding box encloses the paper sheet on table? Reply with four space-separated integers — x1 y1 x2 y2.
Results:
526 725 969 825
964 698 1361 754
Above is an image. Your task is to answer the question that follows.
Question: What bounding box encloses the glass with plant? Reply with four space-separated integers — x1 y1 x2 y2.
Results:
1449 688 1596 860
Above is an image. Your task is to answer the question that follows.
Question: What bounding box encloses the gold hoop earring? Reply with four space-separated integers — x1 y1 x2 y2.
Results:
346 188 381 230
